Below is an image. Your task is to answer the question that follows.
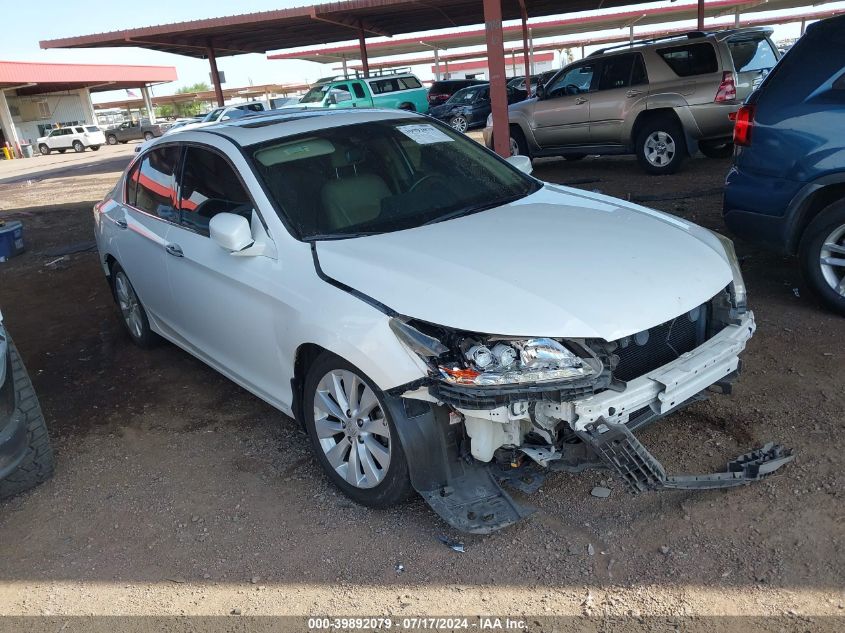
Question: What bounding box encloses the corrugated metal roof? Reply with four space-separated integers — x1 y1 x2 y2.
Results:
269 0 835 62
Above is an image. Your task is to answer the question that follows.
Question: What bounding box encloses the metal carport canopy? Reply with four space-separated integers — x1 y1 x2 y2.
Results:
267 0 831 62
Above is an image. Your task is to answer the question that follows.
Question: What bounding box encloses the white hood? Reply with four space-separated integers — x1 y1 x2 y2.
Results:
315 185 733 341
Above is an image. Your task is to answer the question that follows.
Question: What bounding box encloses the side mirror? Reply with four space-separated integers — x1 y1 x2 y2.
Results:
209 213 254 252
505 154 533 175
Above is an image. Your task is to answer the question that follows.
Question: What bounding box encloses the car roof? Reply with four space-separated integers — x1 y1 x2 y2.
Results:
161 108 423 148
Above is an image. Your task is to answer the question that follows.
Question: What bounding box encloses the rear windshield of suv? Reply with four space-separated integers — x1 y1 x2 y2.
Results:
657 42 718 77
728 38 778 73
369 76 422 94
84 126 100 133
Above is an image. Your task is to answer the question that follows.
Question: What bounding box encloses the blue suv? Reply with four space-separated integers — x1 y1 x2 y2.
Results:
723 14 845 315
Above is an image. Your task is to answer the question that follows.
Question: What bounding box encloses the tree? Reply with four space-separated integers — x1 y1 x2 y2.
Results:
158 82 213 118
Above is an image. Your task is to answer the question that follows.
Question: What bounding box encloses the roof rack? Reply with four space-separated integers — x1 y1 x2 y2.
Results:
589 31 707 57
313 68 414 84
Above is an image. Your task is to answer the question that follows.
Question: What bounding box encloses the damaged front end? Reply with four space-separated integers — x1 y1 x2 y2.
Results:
388 289 793 534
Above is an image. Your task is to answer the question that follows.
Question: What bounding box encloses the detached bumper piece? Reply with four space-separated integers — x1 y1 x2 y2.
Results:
577 421 794 492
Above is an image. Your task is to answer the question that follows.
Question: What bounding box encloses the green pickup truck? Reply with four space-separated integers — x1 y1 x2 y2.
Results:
297 73 429 113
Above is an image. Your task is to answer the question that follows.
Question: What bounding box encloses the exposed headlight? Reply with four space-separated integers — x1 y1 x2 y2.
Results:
441 337 594 387
713 232 747 309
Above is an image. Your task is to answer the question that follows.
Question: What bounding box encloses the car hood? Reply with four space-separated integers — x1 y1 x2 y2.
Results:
315 185 733 340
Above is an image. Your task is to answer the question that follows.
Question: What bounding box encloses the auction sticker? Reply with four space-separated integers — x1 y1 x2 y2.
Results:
397 124 454 144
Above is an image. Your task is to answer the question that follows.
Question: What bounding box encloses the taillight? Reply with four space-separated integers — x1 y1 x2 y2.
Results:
428 93 447 102
715 71 737 103
733 104 756 146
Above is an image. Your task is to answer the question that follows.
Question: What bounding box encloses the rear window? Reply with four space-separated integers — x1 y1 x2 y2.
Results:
657 43 718 77
729 38 778 73
84 126 99 133
369 76 422 94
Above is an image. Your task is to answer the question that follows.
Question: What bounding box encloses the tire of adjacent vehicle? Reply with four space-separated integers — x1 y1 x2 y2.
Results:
509 126 530 157
635 117 687 175
90 145 100 151
0 338 54 501
798 199 845 316
699 140 734 159
57 149 66 154
143 132 154 141
107 135 118 145
110 262 159 349
38 145 50 155
72 141 85 153
449 115 469 133
302 351 413 508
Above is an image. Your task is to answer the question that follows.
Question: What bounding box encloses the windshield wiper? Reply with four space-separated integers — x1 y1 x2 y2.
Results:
304 230 387 241
423 193 528 226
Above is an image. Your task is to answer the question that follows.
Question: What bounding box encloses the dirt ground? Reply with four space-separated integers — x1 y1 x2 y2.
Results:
0 142 842 628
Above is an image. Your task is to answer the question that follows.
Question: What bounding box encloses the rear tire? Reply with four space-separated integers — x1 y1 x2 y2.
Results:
635 117 686 175
700 140 734 159
798 199 845 315
72 141 84 153
90 145 100 151
38 145 50 155
110 263 159 348
398 103 416 112
57 149 66 154
302 352 413 508
0 339 54 501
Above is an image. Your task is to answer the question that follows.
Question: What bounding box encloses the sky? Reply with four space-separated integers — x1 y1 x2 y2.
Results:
4 0 842 104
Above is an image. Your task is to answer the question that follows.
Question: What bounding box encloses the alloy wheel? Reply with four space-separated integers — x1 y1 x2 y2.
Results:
114 272 144 339
819 223 845 297
644 131 676 167
450 116 468 133
313 369 391 489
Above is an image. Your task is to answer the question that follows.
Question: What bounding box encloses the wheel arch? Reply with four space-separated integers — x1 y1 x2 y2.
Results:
290 342 329 427
788 178 845 254
630 108 697 156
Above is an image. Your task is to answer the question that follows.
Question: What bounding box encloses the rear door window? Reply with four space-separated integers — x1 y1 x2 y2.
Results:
352 82 366 99
598 54 636 90
729 38 778 73
132 146 181 221
657 43 718 77
177 147 252 235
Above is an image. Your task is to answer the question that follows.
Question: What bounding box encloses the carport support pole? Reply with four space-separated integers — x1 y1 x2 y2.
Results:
358 24 370 76
519 0 531 100
484 0 510 157
697 0 705 30
0 89 21 157
140 85 157 125
434 49 441 81
207 43 225 107
342 58 349 79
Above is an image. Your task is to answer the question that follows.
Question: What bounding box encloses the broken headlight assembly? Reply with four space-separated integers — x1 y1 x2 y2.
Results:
712 231 747 310
390 318 601 387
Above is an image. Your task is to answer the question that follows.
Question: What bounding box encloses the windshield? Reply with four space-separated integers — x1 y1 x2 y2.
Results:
300 85 330 104
249 119 541 240
447 86 485 104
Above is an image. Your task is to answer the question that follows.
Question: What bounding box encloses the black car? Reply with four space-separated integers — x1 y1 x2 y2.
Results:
0 313 53 500
428 84 493 133
427 79 487 107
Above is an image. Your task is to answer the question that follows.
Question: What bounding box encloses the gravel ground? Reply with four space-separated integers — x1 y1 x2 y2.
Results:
0 147 843 628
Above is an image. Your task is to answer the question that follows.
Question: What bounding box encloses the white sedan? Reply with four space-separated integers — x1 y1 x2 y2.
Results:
93 109 791 532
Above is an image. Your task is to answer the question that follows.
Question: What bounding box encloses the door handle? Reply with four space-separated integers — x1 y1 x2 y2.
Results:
575 97 588 105
165 243 184 258
114 218 127 229
626 89 643 98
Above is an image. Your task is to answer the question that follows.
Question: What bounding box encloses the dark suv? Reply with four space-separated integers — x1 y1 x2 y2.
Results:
723 14 845 314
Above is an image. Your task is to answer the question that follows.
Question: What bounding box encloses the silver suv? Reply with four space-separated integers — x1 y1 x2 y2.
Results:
484 28 780 174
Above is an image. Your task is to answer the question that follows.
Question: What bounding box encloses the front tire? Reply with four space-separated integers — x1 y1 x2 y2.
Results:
72 141 84 153
143 132 154 141
799 199 845 315
509 126 530 158
107 135 118 145
699 140 734 159
110 263 158 348
0 339 54 501
635 117 686 174
449 115 469 133
302 352 412 508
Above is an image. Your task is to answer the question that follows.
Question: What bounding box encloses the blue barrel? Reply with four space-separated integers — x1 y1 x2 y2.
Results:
0 221 25 262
